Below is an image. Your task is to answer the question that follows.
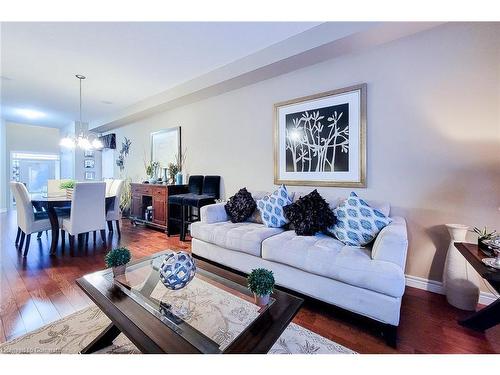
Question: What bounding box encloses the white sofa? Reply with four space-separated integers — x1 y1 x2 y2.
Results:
191 192 408 345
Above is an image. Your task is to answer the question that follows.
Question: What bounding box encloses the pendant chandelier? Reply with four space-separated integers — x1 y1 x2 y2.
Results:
59 74 103 150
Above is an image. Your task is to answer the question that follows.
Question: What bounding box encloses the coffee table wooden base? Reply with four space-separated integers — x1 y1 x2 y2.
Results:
80 323 122 354
458 298 500 332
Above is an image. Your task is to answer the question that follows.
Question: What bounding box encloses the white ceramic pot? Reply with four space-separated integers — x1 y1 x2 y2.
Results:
253 293 270 307
443 224 480 311
112 265 126 278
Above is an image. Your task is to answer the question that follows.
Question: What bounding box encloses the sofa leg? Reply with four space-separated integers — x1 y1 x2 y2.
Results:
381 324 398 348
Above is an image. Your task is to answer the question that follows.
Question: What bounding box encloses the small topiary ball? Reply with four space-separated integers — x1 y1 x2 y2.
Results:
159 251 196 290
105 247 131 268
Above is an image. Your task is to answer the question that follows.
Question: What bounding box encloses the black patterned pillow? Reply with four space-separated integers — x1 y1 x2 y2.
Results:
283 190 335 236
224 188 257 223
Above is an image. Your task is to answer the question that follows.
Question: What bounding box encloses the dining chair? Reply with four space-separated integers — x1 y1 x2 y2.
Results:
48 179 72 219
106 179 124 236
60 182 107 250
10 182 52 257
104 178 116 197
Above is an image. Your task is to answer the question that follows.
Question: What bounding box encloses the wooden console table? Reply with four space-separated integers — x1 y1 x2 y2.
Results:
129 183 188 235
454 242 499 331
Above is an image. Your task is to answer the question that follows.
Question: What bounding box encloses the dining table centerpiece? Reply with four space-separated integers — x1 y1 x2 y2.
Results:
60 180 76 199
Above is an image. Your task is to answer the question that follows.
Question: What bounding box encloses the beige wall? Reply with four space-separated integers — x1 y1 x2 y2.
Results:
110 23 500 284
6 121 60 154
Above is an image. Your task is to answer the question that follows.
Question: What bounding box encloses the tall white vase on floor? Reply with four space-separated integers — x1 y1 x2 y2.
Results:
443 224 480 311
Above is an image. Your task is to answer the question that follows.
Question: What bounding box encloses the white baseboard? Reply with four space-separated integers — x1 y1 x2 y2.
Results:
405 274 497 306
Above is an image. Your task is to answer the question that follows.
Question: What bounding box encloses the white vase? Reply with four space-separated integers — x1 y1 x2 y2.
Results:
443 224 480 311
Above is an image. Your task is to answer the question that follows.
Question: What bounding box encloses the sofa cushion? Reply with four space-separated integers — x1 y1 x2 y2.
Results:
224 188 257 223
283 190 335 236
191 221 284 257
256 185 293 228
261 231 405 298
293 191 391 217
330 192 392 247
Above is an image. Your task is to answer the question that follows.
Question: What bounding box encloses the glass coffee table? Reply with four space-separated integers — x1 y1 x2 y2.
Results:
76 250 303 353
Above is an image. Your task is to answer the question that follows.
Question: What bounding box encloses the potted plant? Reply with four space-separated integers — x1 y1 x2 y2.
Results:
60 180 76 199
167 162 179 184
473 226 497 254
145 161 160 183
105 247 132 277
120 177 132 217
247 268 275 306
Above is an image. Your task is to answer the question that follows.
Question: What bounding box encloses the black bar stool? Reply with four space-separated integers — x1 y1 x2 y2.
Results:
180 175 221 241
167 175 204 236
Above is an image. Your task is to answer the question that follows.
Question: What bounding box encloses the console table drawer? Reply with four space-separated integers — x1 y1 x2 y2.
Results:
152 187 166 199
131 185 152 195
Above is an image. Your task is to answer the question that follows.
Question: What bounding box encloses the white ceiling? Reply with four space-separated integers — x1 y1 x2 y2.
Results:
1 22 321 128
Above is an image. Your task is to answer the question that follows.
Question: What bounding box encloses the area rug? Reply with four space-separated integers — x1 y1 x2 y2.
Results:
0 305 355 354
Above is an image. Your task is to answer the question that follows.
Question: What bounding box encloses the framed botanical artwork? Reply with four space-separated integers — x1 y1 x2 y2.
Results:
274 84 366 187
151 127 181 169
84 150 94 157
84 171 95 180
84 159 95 168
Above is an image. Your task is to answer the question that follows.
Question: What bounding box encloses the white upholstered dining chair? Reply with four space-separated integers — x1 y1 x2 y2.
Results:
104 178 115 196
9 181 52 257
106 179 124 236
60 182 107 250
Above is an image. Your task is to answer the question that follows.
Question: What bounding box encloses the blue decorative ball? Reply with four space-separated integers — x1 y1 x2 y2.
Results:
159 251 196 290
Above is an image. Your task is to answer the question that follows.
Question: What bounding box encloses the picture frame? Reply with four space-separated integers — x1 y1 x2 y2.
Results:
84 159 95 169
84 171 95 180
151 127 181 169
274 84 366 187
84 150 94 157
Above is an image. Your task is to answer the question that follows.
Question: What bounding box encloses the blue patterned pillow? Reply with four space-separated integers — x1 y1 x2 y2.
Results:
257 185 293 228
331 192 392 247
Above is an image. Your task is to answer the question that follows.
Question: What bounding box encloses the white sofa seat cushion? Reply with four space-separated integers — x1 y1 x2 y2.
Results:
190 221 284 257
261 231 405 298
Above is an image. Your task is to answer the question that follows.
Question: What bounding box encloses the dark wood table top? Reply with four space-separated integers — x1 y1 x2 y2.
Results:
76 250 303 354
30 193 115 203
454 242 500 292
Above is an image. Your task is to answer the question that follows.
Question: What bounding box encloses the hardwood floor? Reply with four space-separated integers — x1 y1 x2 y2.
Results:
1 210 499 353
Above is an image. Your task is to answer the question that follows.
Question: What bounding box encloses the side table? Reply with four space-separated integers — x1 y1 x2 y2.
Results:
454 242 500 331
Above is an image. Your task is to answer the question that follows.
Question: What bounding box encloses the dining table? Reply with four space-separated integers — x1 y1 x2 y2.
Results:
30 193 116 255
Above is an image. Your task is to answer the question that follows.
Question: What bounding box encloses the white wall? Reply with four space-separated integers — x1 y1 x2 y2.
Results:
110 23 500 284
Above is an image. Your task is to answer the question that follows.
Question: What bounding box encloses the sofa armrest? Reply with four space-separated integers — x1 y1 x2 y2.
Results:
371 216 408 269
200 203 229 223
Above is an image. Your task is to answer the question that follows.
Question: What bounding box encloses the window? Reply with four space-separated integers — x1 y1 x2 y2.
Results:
10 152 60 207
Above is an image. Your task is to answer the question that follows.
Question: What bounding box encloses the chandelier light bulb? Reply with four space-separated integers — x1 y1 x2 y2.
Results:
59 137 75 148
77 136 92 150
92 138 103 149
